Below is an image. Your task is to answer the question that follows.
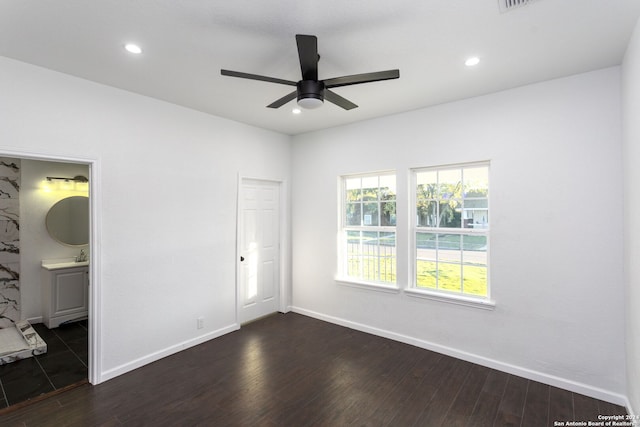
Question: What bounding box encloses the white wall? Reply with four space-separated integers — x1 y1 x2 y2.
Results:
20 159 89 322
0 56 291 382
291 67 626 403
623 17 640 417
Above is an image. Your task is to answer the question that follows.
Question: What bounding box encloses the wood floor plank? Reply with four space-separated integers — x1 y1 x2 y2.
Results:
521 380 549 427
493 375 528 426
366 349 443 426
548 386 574 424
386 352 463 426
0 313 628 426
468 369 510 427
442 363 491 427
573 392 601 422
412 358 474 426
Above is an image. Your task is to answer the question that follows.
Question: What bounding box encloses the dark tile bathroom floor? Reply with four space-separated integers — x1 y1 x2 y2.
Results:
0 320 87 409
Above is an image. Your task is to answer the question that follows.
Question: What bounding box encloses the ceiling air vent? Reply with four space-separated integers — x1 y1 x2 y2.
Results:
498 0 537 13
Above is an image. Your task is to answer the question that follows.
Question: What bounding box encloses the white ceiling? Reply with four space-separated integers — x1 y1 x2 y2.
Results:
1 0 639 135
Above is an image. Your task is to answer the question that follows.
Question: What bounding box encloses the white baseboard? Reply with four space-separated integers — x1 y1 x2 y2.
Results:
25 316 43 324
625 397 638 424
291 306 628 407
98 323 240 383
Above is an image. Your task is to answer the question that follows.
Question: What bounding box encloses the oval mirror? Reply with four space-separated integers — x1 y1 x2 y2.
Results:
45 196 89 246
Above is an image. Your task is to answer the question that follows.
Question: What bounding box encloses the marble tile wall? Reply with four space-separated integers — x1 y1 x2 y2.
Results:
0 157 20 328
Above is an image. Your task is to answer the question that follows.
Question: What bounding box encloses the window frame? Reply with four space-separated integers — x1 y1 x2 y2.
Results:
337 171 399 291
408 162 494 309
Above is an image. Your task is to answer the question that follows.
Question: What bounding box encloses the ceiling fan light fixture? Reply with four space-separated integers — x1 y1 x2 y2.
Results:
297 80 325 109
297 97 323 109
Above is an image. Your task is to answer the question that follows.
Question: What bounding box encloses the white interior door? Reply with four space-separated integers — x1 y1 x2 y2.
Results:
239 179 280 324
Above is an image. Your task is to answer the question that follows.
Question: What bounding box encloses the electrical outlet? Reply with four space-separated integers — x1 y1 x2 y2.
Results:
197 317 204 329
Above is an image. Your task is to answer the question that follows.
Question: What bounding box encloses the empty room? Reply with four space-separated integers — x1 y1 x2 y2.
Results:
1 0 640 425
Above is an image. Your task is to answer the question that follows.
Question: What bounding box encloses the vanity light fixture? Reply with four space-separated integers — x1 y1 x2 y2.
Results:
46 175 89 183
43 175 89 192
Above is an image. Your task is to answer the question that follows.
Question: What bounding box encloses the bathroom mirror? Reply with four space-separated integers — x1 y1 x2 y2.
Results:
45 196 89 246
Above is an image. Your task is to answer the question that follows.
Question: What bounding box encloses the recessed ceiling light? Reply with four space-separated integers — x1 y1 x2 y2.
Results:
292 108 302 115
465 56 480 67
124 43 142 54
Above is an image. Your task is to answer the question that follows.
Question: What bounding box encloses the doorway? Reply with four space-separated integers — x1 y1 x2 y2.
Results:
0 152 98 410
238 178 282 324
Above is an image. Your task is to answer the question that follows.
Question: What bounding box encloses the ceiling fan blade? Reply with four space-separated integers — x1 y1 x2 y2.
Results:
296 35 318 81
324 69 400 89
324 90 358 110
267 90 298 108
221 69 297 86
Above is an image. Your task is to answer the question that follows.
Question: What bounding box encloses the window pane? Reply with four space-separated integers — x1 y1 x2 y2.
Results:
416 232 437 253
416 171 437 195
362 176 379 201
462 199 488 229
380 175 396 200
345 178 362 201
380 231 396 247
346 231 361 277
417 200 438 227
379 232 396 283
438 263 462 293
416 260 437 289
346 203 361 226
363 202 379 226
381 201 396 226
463 166 488 198
439 169 462 200
462 235 487 254
361 231 378 281
463 265 487 297
438 200 461 228
438 234 461 263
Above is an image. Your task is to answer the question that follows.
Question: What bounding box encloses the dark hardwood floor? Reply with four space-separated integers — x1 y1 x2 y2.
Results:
0 313 627 426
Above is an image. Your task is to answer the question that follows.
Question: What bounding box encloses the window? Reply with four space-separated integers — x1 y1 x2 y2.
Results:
412 163 489 299
341 172 396 285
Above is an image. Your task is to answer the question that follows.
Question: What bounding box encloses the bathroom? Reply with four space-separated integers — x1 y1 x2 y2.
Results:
0 156 90 409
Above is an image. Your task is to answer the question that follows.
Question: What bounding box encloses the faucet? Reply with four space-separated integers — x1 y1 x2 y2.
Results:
76 249 88 263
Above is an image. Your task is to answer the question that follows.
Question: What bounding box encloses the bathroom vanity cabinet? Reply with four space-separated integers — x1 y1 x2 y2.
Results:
41 261 89 328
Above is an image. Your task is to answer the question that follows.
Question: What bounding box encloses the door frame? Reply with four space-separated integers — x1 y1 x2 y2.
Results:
236 175 290 326
0 148 101 385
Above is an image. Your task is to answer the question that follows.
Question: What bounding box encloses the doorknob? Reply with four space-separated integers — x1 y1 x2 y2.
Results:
240 256 245 262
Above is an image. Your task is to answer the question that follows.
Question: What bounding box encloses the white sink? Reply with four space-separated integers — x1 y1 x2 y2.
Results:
41 258 89 270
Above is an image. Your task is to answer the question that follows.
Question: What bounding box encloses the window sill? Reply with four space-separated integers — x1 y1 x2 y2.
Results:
404 288 496 310
335 278 401 294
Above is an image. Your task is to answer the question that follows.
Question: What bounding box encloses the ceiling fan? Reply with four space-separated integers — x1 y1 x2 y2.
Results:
221 34 399 111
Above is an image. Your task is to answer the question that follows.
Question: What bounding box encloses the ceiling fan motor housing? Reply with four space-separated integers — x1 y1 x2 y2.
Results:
297 80 325 108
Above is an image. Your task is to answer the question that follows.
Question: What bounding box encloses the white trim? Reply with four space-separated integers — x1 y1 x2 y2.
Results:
26 316 44 324
99 323 239 383
0 148 101 385
290 306 628 406
624 397 638 425
336 278 401 294
404 288 495 310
